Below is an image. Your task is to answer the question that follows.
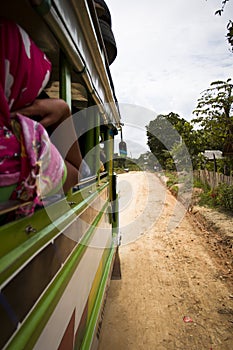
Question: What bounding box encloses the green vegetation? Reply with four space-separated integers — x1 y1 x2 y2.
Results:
146 79 233 174
146 112 200 171
216 183 233 210
192 79 233 154
197 183 233 212
215 0 233 52
198 187 216 208
114 157 142 174
164 173 233 212
190 174 233 211
165 172 178 188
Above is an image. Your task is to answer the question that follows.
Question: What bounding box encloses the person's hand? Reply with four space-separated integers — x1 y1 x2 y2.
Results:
13 97 83 189
13 98 71 128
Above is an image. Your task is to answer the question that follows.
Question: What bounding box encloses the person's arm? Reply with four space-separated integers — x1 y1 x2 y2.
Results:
14 98 70 128
14 98 82 192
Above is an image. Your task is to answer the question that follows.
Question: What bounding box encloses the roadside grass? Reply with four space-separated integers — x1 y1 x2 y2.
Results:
165 172 233 213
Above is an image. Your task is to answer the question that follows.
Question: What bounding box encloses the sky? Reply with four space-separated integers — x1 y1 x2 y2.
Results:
106 0 233 157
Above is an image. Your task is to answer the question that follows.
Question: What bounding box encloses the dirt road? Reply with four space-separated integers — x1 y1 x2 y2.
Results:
98 172 233 350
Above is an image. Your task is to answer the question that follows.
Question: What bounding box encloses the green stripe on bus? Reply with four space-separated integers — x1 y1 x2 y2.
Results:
0 181 106 257
87 246 111 323
80 244 116 350
0 183 108 286
6 200 109 350
74 248 110 349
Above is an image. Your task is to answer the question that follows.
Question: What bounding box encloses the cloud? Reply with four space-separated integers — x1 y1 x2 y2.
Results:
107 0 233 156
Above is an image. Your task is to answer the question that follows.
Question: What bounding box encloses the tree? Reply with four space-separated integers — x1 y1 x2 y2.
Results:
215 0 233 52
192 79 233 153
146 112 200 170
146 113 180 169
136 151 155 171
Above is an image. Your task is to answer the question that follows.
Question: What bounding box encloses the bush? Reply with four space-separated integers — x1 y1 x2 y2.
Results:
198 189 215 207
193 178 205 189
166 172 178 188
170 185 179 197
216 183 233 211
196 181 233 212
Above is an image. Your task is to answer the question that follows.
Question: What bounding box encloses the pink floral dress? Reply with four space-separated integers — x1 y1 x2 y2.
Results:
0 18 65 217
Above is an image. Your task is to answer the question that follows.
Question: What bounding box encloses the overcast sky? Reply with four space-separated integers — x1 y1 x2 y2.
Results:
107 0 233 157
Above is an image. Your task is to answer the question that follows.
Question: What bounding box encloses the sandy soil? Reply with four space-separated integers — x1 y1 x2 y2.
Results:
98 172 233 350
